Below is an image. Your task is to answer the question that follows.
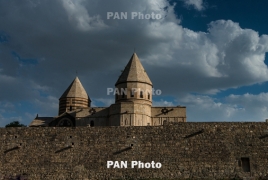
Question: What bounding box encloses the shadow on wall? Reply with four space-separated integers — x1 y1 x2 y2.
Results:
0 173 28 180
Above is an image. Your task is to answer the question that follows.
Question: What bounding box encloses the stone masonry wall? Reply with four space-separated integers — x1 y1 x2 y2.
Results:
1 122 268 179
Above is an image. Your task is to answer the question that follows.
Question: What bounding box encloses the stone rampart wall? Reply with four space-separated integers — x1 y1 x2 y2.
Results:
1 122 268 179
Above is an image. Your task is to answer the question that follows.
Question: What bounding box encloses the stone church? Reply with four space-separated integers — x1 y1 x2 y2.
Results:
29 53 186 127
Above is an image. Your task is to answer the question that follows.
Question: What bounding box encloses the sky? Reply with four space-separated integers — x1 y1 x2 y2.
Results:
1 0 268 126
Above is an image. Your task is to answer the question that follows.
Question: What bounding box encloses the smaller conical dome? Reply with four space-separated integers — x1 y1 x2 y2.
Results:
58 77 90 115
60 77 88 99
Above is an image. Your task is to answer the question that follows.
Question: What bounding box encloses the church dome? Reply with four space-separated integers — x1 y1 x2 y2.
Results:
60 77 89 99
115 53 152 86
58 77 90 115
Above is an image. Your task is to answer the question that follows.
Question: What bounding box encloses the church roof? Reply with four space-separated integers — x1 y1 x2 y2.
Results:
115 53 152 85
60 77 89 99
29 116 54 127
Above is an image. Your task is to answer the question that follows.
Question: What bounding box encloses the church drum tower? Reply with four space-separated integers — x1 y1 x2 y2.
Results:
58 77 91 115
109 53 153 126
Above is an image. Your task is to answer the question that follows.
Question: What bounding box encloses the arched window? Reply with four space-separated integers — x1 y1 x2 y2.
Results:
120 88 126 99
58 118 73 127
140 91 143 98
148 92 150 100
131 90 134 97
69 106 73 111
90 120 94 127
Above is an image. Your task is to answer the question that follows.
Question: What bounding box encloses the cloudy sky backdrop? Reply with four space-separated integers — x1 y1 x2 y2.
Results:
1 0 268 126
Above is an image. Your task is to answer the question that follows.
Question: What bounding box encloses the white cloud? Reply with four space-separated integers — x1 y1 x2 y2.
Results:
33 95 58 116
146 19 268 95
60 0 107 31
179 93 268 122
153 99 175 106
3 102 15 109
182 0 205 11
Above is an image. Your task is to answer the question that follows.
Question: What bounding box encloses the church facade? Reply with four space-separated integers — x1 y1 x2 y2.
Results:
29 53 186 127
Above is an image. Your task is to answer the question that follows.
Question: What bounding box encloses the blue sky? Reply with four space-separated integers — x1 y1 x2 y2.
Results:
1 0 268 126
172 0 268 33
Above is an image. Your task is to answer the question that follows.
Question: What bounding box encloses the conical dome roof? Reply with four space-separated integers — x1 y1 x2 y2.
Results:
60 77 88 99
115 53 152 86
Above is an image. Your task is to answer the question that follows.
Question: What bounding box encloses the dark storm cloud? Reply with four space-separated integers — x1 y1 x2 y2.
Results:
0 0 268 125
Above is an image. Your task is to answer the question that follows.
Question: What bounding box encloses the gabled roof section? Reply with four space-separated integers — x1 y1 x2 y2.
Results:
115 53 152 85
29 116 54 127
60 77 89 99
